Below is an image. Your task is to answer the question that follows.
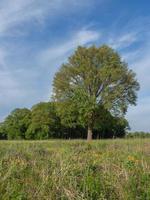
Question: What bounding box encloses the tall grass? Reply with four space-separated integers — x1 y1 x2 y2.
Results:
0 139 150 199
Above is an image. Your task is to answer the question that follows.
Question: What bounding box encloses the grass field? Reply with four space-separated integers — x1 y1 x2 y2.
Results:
0 139 150 200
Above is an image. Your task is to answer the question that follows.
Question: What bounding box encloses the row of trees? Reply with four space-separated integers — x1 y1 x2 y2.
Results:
0 102 129 140
126 132 150 138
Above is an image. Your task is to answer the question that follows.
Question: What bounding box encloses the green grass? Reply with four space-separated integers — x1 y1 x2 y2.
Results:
0 139 150 200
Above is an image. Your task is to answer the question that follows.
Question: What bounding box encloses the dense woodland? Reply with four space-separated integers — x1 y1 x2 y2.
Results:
0 102 129 139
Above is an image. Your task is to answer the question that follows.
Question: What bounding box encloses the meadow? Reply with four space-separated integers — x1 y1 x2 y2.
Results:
0 139 150 200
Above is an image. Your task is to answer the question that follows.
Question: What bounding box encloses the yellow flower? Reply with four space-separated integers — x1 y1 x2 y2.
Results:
127 156 140 164
128 155 135 161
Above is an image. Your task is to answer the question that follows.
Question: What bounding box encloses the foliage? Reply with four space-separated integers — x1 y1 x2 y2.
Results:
0 139 149 199
26 102 61 139
0 102 129 140
2 108 31 139
94 106 129 138
0 123 7 139
0 97 130 140
53 45 140 139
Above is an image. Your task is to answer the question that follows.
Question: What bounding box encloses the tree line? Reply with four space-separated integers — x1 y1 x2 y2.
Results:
126 132 150 138
0 102 129 140
0 45 140 140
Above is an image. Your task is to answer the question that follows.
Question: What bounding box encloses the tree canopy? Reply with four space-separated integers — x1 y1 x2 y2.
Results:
1 108 31 139
53 45 139 140
26 102 61 139
0 102 129 140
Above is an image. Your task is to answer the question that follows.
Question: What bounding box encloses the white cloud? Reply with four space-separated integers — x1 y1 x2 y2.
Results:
0 48 7 67
127 96 150 132
0 0 44 35
103 21 150 132
0 24 101 121
0 0 100 122
120 40 150 132
120 38 150 95
39 29 100 66
38 28 100 100
0 0 96 36
127 51 150 130
108 32 138 50
132 51 150 93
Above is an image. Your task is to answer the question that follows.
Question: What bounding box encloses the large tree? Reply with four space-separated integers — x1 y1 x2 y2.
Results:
53 45 139 140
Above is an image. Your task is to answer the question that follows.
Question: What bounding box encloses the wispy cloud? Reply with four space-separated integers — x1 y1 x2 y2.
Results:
112 24 150 131
0 48 7 68
0 0 97 36
0 28 100 105
108 32 138 50
0 0 46 35
0 0 100 121
127 96 150 132
39 29 100 66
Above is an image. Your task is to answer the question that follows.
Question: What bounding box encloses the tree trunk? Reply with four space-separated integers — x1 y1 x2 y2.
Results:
87 126 93 141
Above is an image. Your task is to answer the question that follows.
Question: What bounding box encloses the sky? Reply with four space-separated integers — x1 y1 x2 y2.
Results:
0 0 150 132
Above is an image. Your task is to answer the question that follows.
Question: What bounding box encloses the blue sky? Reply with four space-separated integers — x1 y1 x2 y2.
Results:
0 0 150 131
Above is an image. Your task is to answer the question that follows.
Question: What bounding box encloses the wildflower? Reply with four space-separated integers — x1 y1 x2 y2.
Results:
128 155 135 161
127 156 140 165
